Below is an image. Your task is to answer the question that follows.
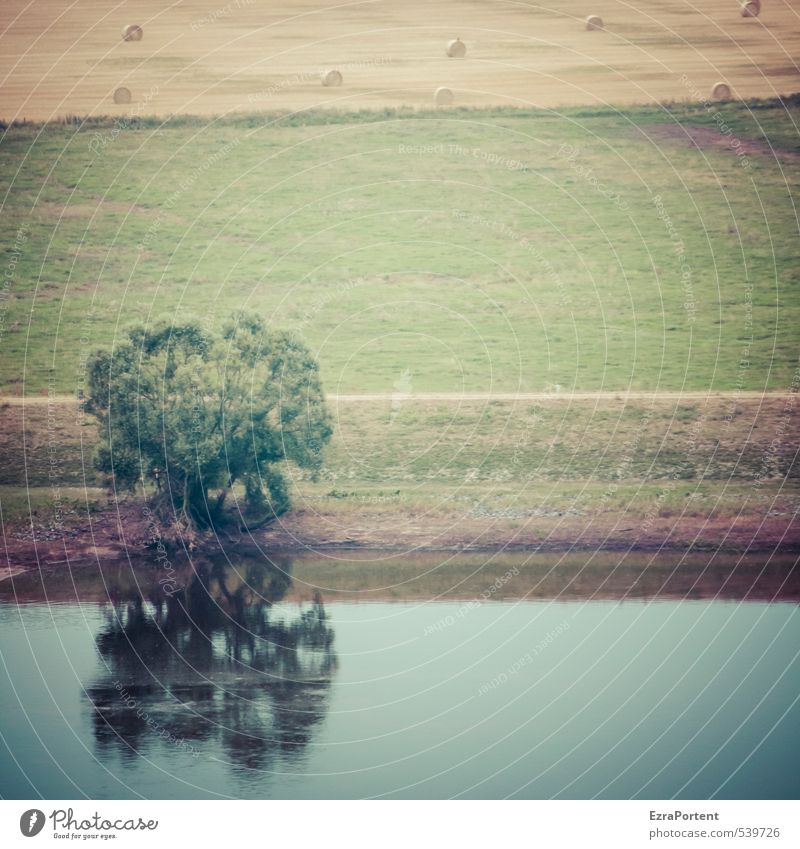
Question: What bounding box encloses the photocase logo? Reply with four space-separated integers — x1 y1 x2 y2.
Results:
15 807 160 837
19 809 46 837
389 367 413 425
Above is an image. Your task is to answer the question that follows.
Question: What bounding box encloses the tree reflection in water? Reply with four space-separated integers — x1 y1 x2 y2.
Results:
85 555 337 772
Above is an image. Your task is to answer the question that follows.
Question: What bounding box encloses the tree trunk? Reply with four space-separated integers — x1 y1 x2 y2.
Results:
211 487 228 522
184 476 209 529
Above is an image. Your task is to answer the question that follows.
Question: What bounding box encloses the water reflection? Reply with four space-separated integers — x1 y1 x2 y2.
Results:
4 550 798 605
0 550 798 799
85 557 337 771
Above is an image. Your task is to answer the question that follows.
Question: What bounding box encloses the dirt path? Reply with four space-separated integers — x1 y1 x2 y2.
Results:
2 391 792 406
328 391 790 402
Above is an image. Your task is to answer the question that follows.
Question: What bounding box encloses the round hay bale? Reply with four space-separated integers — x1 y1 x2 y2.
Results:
585 15 604 31
446 38 466 58
321 69 343 87
121 24 143 42
434 86 454 106
740 0 760 17
113 87 132 104
711 81 732 100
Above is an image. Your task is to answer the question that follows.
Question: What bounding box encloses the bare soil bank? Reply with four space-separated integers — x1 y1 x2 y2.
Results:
2 498 797 574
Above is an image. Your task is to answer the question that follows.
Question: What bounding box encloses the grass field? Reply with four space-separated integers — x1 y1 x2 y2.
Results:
1 393 796 541
4 394 798 487
2 2 799 546
1 98 799 397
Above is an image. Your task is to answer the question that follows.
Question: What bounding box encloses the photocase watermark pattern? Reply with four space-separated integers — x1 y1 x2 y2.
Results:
753 362 800 487
247 57 393 102
288 276 371 340
139 501 183 596
423 566 520 635
0 223 29 347
679 74 752 169
0 4 797 806
389 367 413 426
45 368 68 536
651 193 696 324
557 143 629 211
88 86 159 154
138 136 242 252
399 142 529 172
478 620 571 695
451 208 571 309
112 681 200 757
636 409 708 540
190 0 256 31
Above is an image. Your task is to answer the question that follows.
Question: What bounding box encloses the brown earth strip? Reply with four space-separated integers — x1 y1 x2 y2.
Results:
644 123 800 162
2 498 798 571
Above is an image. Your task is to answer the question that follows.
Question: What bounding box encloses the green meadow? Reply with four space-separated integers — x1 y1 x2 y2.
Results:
1 98 798 396
1 99 798 532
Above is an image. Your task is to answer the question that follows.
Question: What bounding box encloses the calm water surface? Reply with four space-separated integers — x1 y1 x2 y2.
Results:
0 551 798 799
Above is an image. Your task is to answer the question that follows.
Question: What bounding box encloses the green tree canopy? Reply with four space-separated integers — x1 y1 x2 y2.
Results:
85 312 332 532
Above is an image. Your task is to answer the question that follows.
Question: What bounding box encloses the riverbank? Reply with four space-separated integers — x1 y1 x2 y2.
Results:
254 500 800 554
2 393 798 570
2 494 798 574
2 542 798 605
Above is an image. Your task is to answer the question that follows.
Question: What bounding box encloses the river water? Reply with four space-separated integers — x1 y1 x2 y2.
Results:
0 550 797 799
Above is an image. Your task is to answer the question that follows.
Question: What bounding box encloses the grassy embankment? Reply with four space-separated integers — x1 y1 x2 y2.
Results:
1 99 798 539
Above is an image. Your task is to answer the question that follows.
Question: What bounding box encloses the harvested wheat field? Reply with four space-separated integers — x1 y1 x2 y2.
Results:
0 0 798 121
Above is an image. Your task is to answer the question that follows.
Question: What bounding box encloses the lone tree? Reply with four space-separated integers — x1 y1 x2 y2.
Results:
85 312 331 533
